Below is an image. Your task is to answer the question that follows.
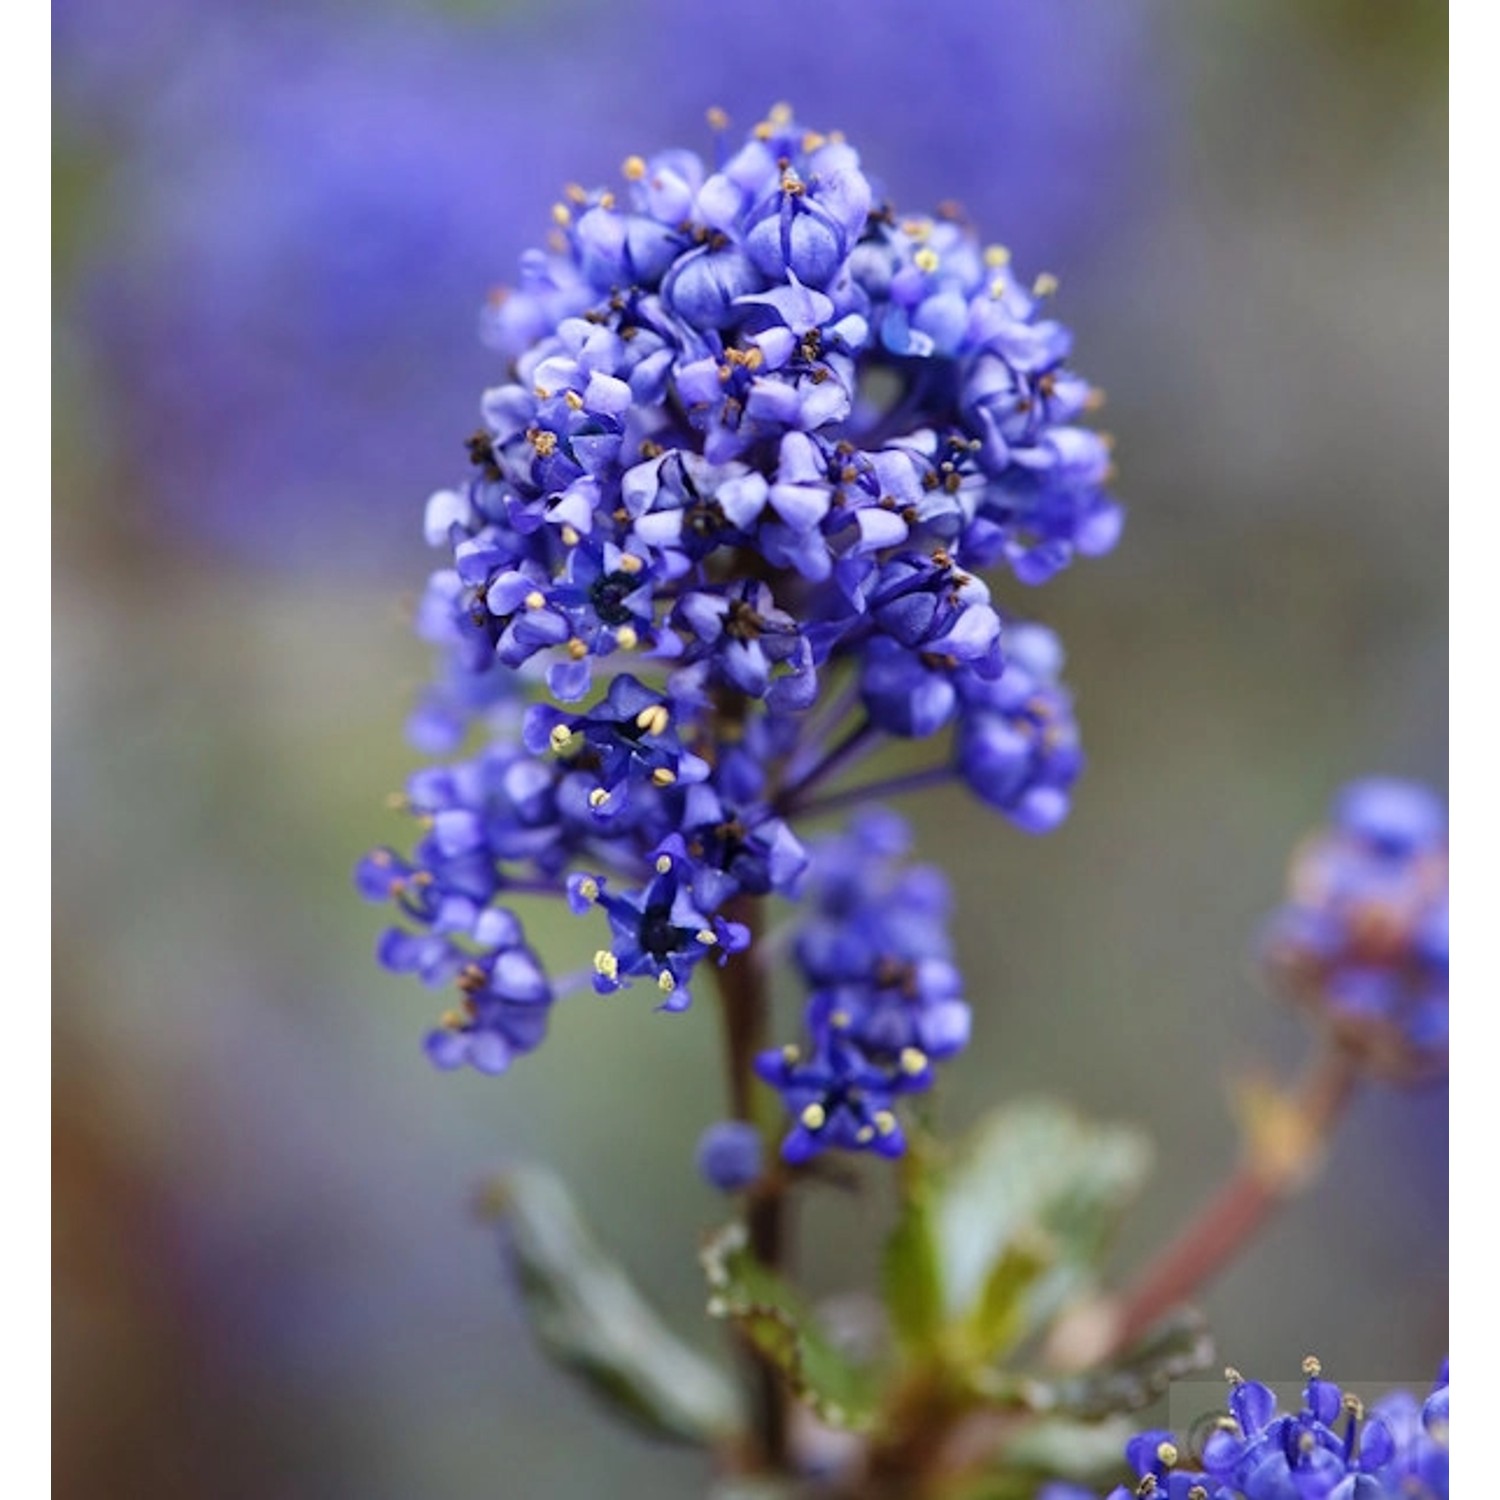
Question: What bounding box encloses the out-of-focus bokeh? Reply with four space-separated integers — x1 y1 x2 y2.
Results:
53 2 1446 1495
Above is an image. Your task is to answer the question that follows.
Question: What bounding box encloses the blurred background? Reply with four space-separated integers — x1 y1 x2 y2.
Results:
53 2 1447 1495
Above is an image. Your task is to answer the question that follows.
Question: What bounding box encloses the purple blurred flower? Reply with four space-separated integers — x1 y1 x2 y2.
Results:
67 0 1162 570
1260 778 1448 1083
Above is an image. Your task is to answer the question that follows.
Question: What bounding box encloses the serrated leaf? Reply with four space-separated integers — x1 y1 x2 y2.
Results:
1042 1306 1217 1420
702 1222 882 1432
976 1306 1217 1422
489 1167 743 1445
933 1098 1153 1358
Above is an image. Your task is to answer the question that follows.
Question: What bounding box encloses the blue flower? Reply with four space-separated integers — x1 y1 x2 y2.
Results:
754 1034 907 1165
695 1121 765 1192
575 838 751 1011
524 675 711 820
955 621 1083 832
1105 1359 1449 1500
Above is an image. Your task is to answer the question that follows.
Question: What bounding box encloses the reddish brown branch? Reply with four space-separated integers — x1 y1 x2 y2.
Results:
1102 1046 1360 1358
713 893 791 1472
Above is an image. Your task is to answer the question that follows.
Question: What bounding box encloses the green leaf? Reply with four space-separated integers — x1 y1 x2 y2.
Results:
933 1098 1153 1358
702 1222 882 1432
967 1236 1052 1356
881 1172 946 1354
488 1167 743 1445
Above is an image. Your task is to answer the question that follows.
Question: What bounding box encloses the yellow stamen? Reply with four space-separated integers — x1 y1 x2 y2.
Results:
800 1103 827 1130
636 703 670 736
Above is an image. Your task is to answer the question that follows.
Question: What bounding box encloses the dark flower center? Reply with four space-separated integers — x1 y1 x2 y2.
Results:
589 572 637 625
640 903 690 959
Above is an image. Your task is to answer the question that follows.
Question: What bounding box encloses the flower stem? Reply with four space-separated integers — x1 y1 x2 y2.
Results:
787 762 955 820
713 891 790 1471
773 718 877 815
1099 1045 1360 1359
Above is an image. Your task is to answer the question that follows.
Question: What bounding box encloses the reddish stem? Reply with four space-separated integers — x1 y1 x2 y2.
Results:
1103 1046 1360 1357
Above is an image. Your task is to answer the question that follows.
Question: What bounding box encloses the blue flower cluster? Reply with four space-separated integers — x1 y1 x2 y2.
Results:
1103 1358 1449 1499
755 813 967 1163
1260 779 1448 1083
362 109 1111 1146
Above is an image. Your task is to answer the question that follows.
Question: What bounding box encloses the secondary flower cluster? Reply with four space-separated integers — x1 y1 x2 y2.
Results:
1260 778 1448 1082
362 107 1113 1154
756 813 967 1162
1103 1358 1449 1499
